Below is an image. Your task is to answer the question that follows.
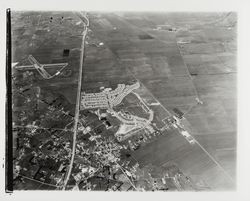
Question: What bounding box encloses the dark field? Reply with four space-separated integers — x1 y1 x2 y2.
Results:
12 11 85 190
174 13 237 181
12 11 85 104
11 11 236 191
131 128 235 190
85 12 236 190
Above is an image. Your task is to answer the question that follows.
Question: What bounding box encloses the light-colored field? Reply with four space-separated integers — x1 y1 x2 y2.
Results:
87 12 237 189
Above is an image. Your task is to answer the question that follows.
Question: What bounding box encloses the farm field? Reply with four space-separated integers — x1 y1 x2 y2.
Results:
11 11 236 191
12 11 84 190
87 12 237 182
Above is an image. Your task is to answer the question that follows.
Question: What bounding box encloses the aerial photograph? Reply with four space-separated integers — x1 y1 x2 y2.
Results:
10 11 236 191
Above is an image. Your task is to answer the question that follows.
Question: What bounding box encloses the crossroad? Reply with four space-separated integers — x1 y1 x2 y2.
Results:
15 55 68 79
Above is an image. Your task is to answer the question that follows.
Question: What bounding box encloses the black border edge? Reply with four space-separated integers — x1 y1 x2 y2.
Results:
6 8 13 193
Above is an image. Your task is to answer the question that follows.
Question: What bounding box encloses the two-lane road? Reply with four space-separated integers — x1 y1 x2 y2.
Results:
62 12 89 190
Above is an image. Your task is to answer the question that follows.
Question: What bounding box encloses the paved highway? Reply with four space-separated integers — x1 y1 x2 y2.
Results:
62 12 89 190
